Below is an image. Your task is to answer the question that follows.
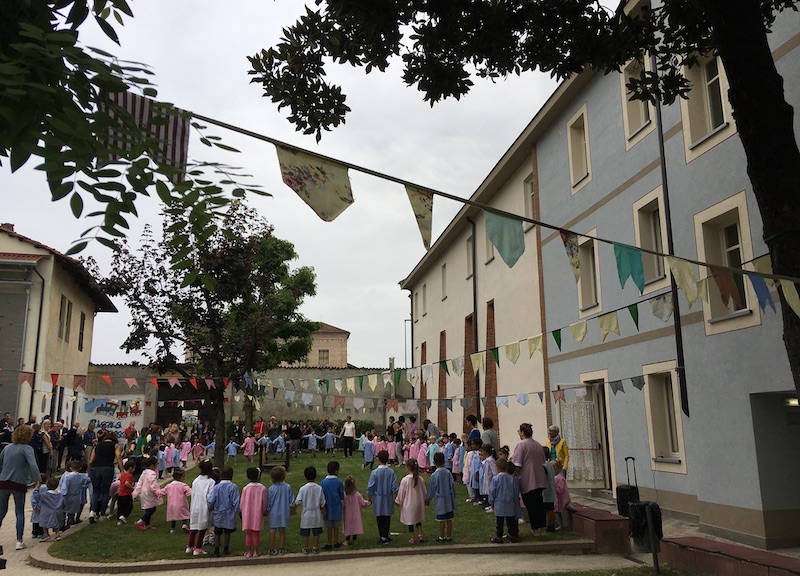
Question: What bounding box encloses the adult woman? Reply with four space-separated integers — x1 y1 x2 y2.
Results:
512 423 547 536
87 431 123 522
480 417 500 453
48 421 62 473
340 415 357 457
252 416 266 437
0 425 41 550
466 414 481 442
408 416 418 440
135 426 149 456
40 420 53 479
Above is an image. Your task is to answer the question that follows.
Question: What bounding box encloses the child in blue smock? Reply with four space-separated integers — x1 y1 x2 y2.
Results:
366 450 398 544
362 433 376 470
208 466 240 557
321 460 344 549
489 458 520 543
224 438 240 464
156 445 167 479
426 452 456 541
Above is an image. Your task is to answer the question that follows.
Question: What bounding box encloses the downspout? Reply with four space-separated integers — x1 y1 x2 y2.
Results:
408 293 415 398
466 217 481 420
651 53 690 417
32 268 45 419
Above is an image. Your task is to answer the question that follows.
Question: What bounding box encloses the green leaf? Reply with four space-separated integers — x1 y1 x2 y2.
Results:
180 269 199 287
65 242 89 255
70 192 84 218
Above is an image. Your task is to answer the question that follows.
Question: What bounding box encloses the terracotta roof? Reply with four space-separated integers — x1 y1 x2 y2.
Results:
0 252 45 262
315 322 350 336
0 227 116 313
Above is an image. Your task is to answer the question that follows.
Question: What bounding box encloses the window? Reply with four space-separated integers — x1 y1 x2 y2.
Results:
466 235 474 278
64 301 73 343
694 191 759 335
422 283 427 316
633 187 669 293
680 54 736 162
414 291 419 322
523 176 535 232
620 56 655 149
484 225 495 264
441 264 447 301
577 231 601 316
318 349 330 366
567 104 592 192
78 312 86 352
643 360 686 473
58 295 67 339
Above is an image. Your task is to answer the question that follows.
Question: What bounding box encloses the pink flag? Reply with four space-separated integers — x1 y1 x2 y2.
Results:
168 377 180 388
205 378 216 389
124 377 139 388
18 371 33 388
73 375 87 391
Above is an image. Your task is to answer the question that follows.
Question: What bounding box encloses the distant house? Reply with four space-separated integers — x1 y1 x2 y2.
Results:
0 223 116 422
281 322 350 368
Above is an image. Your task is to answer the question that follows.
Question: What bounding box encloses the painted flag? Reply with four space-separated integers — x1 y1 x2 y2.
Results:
124 377 139 389
470 352 484 376
628 303 640 331
18 371 33 388
275 145 354 221
405 186 434 249
496 396 509 408
574 387 588 399
527 334 543 357
485 210 525 267
709 265 743 309
422 365 433 385
353 397 365 410
651 294 674 322
553 390 566 403
560 230 581 282
516 393 529 406
666 256 700 307
451 357 465 377
748 274 776 312
51 374 59 390
630 376 646 390
552 329 562 351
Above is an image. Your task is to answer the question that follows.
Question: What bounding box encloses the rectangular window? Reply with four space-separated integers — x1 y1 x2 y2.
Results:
639 200 665 282
414 291 419 322
578 237 599 312
64 301 73 343
441 264 447 301
702 212 748 317
567 104 592 192
643 360 686 473
58 295 67 340
422 283 427 316
484 226 495 264
523 176 535 231
318 349 330 366
620 55 655 149
681 54 735 161
78 312 86 352
466 235 474 278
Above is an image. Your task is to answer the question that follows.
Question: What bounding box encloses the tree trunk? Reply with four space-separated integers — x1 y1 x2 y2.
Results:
702 0 800 394
209 386 226 468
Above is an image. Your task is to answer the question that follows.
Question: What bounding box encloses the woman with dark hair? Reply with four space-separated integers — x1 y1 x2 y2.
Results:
87 431 124 522
512 423 546 536
408 416 418 440
480 417 499 453
0 425 41 550
466 415 481 442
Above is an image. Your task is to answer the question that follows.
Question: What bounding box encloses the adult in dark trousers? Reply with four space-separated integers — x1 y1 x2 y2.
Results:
65 421 85 462
512 422 547 537
288 421 302 458
28 423 45 476
55 419 67 470
87 431 123 522
0 413 14 453
340 415 357 457
0 424 41 550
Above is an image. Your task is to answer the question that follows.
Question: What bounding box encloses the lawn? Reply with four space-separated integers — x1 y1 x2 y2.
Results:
47 450 581 562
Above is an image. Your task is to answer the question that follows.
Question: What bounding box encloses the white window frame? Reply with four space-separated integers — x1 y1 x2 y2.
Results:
414 291 419 323
441 264 447 301
466 235 474 279
679 53 736 163
422 283 427 316
318 349 330 366
567 103 592 193
577 229 602 317
693 190 760 335
484 221 495 265
642 360 687 474
632 187 670 294
620 55 655 150
523 175 535 232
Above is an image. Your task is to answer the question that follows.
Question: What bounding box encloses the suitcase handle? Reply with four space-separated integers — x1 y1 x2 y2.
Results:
625 456 638 488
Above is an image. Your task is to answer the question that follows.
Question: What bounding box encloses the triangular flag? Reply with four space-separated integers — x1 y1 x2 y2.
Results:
666 256 700 307
394 369 402 386
570 321 587 343
598 312 620 342
651 294 674 322
353 397 365 410
470 352 484 375
285 390 296 402
628 303 640 331
346 378 355 393
451 357 465 377
553 390 565 403
614 243 645 293
386 399 399 412
150 378 159 389
301 379 309 390
324 379 330 393
485 210 525 267
537 391 544 402
358 375 364 391
496 396 509 408
405 186 434 250
168 377 180 388
490 347 500 366
368 374 378 391
460 398 472 409
205 378 216 389
438 361 450 376
480 397 487 408
158 401 165 408
275 145 354 221
124 377 139 389
189 378 198 390
527 334 543 357
404 399 419 412
18 371 33 388
443 399 453 411
709 265 743 309
406 368 418 388
334 396 345 409
630 376 646 390
780 281 800 318
552 329 562 351
73 375 86 391
560 230 581 282
334 378 343 394
516 393 529 406
301 392 313 406
422 365 433 385
51 374 59 390
574 387 588 399
505 341 521 364
610 380 625 395
749 274 776 312
382 372 391 389
753 255 775 286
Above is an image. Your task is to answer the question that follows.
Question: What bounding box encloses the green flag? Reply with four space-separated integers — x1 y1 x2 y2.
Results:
628 303 640 331
552 329 562 351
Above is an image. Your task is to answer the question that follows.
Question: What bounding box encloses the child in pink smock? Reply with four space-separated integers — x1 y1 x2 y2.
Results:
159 468 191 533
192 441 205 461
395 459 426 544
240 467 267 557
553 459 573 529
342 475 370 546
180 441 191 467
416 439 429 472
242 433 257 463
132 456 163 530
387 439 397 465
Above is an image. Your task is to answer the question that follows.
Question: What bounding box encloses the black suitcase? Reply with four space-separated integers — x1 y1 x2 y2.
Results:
616 456 639 517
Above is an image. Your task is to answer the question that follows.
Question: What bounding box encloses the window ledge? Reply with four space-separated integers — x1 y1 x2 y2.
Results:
688 121 730 150
524 223 535 234
441 295 447 302
580 302 599 313
466 274 473 281
644 273 667 286
627 118 653 142
653 456 682 464
571 172 590 189
485 255 495 265
708 308 751 325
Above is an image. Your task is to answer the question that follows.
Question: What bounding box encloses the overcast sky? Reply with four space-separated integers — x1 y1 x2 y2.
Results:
0 1 558 369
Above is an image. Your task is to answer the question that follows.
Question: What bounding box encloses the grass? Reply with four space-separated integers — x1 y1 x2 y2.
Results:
48 450 582 562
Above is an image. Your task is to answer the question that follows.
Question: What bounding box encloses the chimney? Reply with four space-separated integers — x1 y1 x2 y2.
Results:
0 223 14 232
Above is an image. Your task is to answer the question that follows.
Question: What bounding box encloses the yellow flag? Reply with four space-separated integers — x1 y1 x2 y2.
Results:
527 334 543 357
666 256 700 307
570 321 587 342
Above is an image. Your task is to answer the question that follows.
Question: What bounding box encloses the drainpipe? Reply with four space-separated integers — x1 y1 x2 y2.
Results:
466 217 481 420
32 268 46 419
408 294 414 398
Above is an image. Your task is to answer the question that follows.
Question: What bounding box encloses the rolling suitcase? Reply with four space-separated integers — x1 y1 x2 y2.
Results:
616 456 639 517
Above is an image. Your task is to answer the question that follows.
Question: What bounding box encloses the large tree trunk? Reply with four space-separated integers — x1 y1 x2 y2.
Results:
702 0 800 393
209 386 226 468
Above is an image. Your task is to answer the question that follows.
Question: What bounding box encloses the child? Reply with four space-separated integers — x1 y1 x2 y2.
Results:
272 432 286 455
293 466 326 554
302 428 322 457
321 427 336 455
416 435 429 473
191 440 205 462
468 438 483 503
155 445 167 479
224 438 240 464
367 450 398 544
160 468 191 534
426 451 456 541
443 434 456 476
166 443 175 476
342 475 370 546
180 439 192 468
479 443 497 511
240 467 267 557
451 438 463 482
357 432 366 452
267 465 294 555
362 433 375 470
208 466 240 557
38 477 64 542
171 442 181 472
543 447 557 533
489 458 520 543
242 433 257 463
553 459 573 530
60 459 90 527
386 436 397 466
30 477 44 539
396 458 426 544
117 460 136 525
426 435 440 473
205 440 216 459
187 459 215 555
133 456 162 530
321 460 344 550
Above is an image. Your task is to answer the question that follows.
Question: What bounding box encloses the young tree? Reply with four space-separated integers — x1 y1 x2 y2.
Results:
104 201 319 465
249 0 800 392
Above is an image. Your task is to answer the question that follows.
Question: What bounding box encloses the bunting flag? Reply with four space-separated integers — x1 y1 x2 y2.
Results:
276 378 285 389
551 329 562 351
516 393 529 406
422 365 433 385
368 374 378 392
405 186 434 250
460 398 472 409
189 378 198 390
527 334 543 357
610 380 625 395
358 375 364 391
470 352 484 376
442 399 453 411
628 303 640 331
124 377 139 389
353 397 365 410
386 398 399 412
158 401 165 408
404 399 419 412
276 145 354 222
537 391 544 402
244 372 253 389
334 379 343 394
505 341 521 364
285 390 296 402
439 360 450 376
496 396 509 408
485 210 526 267
614 243 645 293
18 371 33 388
709 266 743 309
103 91 190 184
379 372 390 390
598 312 620 342
490 347 500 367
298 379 307 390
168 377 180 388
630 376 646 390
150 378 159 389
205 378 215 389
50 374 59 390
749 274 776 312
301 392 313 406
560 230 581 282
753 255 775 286
73 375 86 391
780 281 800 318
346 378 355 393
406 368 418 389
666 256 700 307
451 357 465 377
372 398 380 409
574 387 588 399
223 377 229 388
324 379 330 393
394 369 402 386
553 390 565 403
223 397 229 404
272 388 280 400
480 397 487 408
570 321 587 343
651 294 674 322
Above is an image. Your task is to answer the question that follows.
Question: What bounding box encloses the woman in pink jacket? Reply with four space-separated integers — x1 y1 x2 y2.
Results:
132 456 163 530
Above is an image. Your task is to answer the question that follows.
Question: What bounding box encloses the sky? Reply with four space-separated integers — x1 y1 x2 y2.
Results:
0 1 559 369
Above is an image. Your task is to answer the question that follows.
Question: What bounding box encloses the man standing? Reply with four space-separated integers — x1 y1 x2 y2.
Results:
0 414 14 452
288 421 302 458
